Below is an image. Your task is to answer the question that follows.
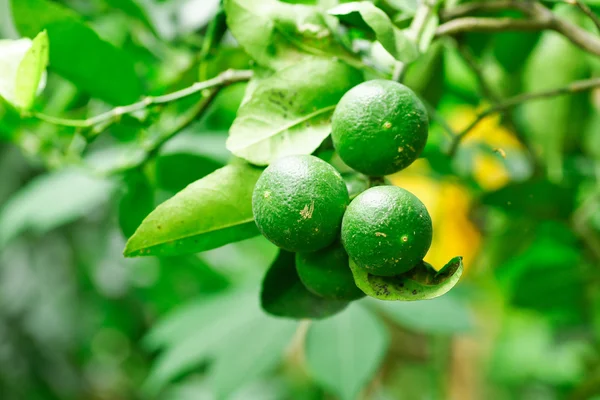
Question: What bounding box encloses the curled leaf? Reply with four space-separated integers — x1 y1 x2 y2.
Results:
350 256 463 301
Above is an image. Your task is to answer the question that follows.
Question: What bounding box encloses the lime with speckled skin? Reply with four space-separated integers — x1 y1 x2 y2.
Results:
252 155 349 252
341 185 432 276
331 80 428 176
296 241 365 300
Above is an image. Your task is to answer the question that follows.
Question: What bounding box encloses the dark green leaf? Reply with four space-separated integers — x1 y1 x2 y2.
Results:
226 58 363 165
482 180 575 220
328 1 418 62
350 257 464 301
305 303 389 400
261 251 348 319
155 153 223 193
118 170 154 238
124 163 262 257
11 0 142 104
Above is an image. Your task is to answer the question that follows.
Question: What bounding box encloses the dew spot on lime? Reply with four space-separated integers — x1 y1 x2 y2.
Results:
383 121 392 129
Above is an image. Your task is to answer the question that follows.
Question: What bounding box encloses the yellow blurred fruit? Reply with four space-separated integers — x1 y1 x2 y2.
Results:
389 159 480 272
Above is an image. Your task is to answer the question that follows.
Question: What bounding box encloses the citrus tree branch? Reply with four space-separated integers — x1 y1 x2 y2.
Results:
447 77 600 156
437 1 600 57
566 0 600 31
27 69 254 130
440 0 536 20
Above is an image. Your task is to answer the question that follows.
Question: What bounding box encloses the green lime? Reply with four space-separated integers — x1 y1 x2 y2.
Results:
331 79 428 176
341 185 432 276
252 154 349 252
296 241 365 301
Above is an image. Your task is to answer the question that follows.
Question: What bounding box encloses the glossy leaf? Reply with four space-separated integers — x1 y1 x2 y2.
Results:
14 30 48 110
0 169 116 247
226 58 363 165
224 0 343 70
350 257 463 301
124 163 262 257
305 303 389 400
11 0 142 104
328 1 418 62
261 251 348 319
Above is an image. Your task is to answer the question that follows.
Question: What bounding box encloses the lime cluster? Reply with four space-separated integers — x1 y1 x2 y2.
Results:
252 80 432 301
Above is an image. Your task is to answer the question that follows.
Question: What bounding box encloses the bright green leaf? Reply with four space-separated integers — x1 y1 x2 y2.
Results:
224 0 344 70
0 168 116 247
305 303 389 400
124 163 262 257
11 0 142 104
350 257 464 301
328 1 418 62
0 37 45 108
14 30 48 110
226 58 363 165
261 251 348 319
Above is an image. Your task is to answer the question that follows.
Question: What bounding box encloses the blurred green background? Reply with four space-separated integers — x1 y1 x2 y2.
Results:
2 0 600 399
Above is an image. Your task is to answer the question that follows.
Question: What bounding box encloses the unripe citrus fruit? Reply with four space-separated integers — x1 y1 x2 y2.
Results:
331 80 428 176
341 185 432 276
296 241 364 301
252 154 349 252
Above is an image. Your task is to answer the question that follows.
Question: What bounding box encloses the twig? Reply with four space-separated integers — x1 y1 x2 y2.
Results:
441 0 536 20
447 77 600 156
437 1 600 57
27 69 254 130
455 42 539 167
565 0 600 31
437 17 550 35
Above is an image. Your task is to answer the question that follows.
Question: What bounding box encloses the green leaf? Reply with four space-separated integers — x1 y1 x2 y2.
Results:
328 1 418 62
0 169 116 248
305 303 389 400
224 0 344 70
144 288 297 395
14 30 48 110
210 315 297 399
261 251 348 319
118 170 154 238
350 257 464 301
226 58 363 165
144 290 259 393
124 163 262 257
11 0 142 105
370 293 473 334
0 37 44 108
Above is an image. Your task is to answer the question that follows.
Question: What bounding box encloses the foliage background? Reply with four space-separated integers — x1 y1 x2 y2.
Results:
1 0 600 399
